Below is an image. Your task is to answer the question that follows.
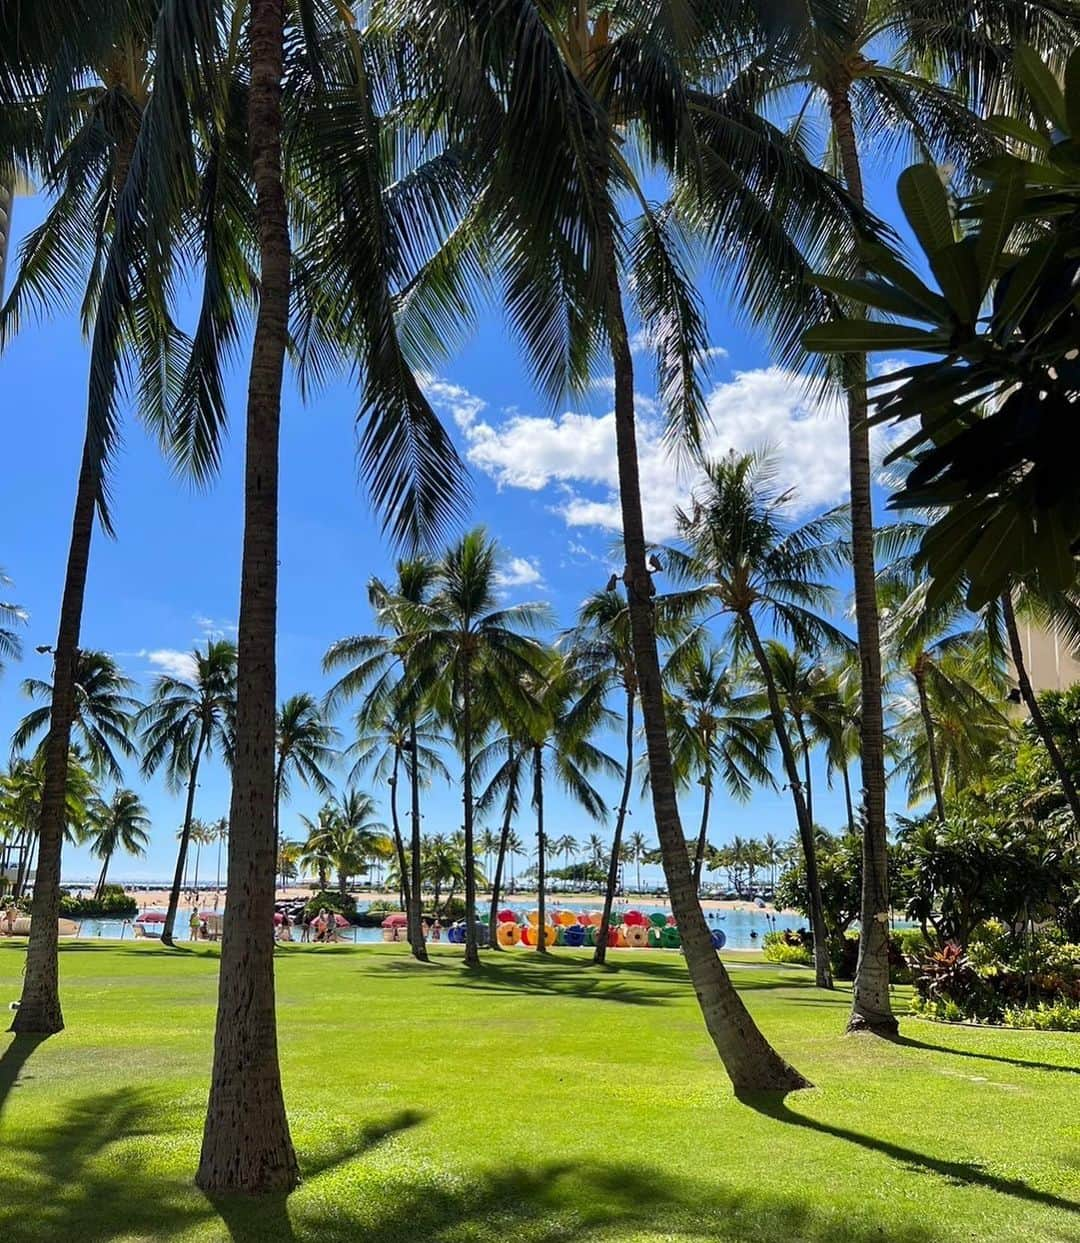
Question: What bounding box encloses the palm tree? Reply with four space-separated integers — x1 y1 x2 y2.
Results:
389 0 869 1091
510 649 618 953
403 529 548 966
477 737 527 947
15 650 138 783
85 788 149 899
625 831 650 895
881 573 1008 819
761 833 784 892
670 451 851 988
732 0 1078 1036
0 569 26 676
325 558 445 961
298 804 336 892
273 693 339 889
138 640 236 946
664 645 773 892
505 830 525 893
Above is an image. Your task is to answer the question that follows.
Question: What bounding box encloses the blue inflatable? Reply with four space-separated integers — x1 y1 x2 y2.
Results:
710 928 727 950
563 925 585 947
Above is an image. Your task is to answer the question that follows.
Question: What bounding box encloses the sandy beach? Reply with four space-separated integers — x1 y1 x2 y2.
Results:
106 884 797 917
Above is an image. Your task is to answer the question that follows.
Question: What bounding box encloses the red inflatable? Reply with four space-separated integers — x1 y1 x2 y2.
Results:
623 909 647 926
496 909 517 923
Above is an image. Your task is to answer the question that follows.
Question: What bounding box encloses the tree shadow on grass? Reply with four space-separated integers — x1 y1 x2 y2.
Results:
739 1091 1080 1217
890 1029 1080 1077
0 1088 945 1243
0 1033 48 1121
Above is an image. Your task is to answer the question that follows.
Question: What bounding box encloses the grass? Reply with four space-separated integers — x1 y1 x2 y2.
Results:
0 942 1077 1242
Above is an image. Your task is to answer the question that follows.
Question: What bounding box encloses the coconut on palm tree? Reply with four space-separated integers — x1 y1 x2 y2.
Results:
87 788 150 899
139 640 236 945
668 451 852 988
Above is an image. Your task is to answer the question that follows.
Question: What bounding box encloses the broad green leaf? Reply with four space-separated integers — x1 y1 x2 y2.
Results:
993 236 1058 338
928 238 983 324
1066 48 1080 137
1015 43 1067 131
897 164 955 256
974 161 1028 288
986 114 1049 152
860 241 950 315
811 274 946 324
802 321 946 354
1034 515 1076 592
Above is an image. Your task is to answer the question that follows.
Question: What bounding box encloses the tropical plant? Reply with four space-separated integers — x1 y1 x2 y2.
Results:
15 649 138 783
665 644 772 891
139 639 236 944
625 831 651 895
669 450 850 988
476 735 527 948
86 788 149 899
401 528 548 965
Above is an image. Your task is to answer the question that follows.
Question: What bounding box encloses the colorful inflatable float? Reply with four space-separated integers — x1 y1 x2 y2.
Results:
488 908 726 951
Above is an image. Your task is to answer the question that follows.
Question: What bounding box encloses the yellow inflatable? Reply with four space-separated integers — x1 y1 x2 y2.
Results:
554 910 576 927
623 924 649 948
496 922 521 947
526 909 540 926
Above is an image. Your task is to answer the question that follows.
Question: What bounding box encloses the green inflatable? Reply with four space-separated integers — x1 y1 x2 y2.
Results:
648 912 667 928
661 926 681 949
584 925 597 946
647 926 663 948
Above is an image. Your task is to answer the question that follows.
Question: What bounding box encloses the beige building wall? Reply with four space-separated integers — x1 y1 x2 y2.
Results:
1017 621 1080 693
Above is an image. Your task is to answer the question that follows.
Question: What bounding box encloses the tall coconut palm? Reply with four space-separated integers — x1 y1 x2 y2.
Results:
273 693 339 888
86 788 150 899
669 451 851 988
625 830 650 894
298 804 335 892
304 790 389 896
402 529 548 967
210 816 228 898
734 0 1079 1036
324 557 442 961
0 569 26 676
664 645 773 892
14 650 138 784
388 0 871 1091
138 640 236 946
476 736 527 949
510 648 618 953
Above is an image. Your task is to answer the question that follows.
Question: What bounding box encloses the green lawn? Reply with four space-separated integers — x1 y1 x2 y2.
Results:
0 943 1077 1242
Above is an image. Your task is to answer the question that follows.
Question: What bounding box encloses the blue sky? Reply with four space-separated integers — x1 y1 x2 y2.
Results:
0 158 916 885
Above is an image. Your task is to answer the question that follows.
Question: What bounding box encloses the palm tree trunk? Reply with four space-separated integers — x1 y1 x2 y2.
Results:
795 716 814 826
487 747 516 954
914 667 946 820
692 777 712 892
461 664 479 967
830 88 895 1035
163 730 206 946
595 689 635 966
272 757 284 895
93 851 111 903
388 746 412 928
13 828 29 899
601 214 809 1092
743 615 832 989
0 172 14 298
534 746 546 955
196 0 298 1193
840 763 855 836
1002 592 1080 831
407 722 428 962
12 434 99 1035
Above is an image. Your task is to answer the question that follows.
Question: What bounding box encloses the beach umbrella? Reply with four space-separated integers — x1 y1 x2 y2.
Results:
137 912 166 923
381 913 408 928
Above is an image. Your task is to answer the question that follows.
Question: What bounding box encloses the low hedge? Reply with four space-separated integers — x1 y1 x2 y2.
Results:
59 886 138 918
301 891 358 923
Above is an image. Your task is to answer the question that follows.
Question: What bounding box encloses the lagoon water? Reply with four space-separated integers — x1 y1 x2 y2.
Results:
70 899 809 950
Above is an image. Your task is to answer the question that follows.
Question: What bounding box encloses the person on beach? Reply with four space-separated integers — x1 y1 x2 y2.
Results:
431 919 442 943
1 901 15 936
300 914 311 943
391 925 400 942
316 908 328 942
189 905 202 942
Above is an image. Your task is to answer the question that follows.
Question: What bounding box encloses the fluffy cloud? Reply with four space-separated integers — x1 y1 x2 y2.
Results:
427 366 850 541
194 614 238 638
140 649 198 681
495 555 544 589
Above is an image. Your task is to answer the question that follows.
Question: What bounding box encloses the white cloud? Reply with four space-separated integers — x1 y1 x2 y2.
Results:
194 614 238 638
495 556 544 589
419 375 487 430
140 649 198 681
429 366 850 541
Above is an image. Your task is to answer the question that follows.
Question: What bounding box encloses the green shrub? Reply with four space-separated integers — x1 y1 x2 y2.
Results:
365 899 400 915
1003 1000 1080 1032
763 930 812 965
60 886 138 918
302 891 357 922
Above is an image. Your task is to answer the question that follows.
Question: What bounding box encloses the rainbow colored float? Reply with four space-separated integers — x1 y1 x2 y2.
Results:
484 909 725 952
